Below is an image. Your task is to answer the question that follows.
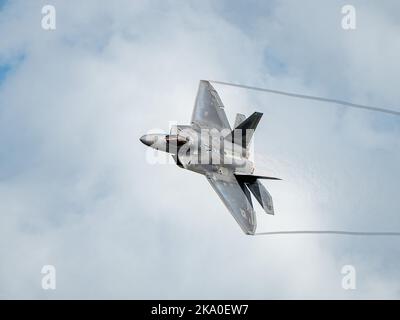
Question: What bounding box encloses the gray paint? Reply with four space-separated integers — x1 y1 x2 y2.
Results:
140 81 277 234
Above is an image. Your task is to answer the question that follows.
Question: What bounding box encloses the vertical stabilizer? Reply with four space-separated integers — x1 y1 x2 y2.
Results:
226 112 263 149
234 113 247 128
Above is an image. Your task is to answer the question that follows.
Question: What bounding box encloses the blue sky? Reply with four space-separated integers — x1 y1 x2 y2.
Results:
0 54 25 87
0 64 11 84
0 0 7 10
0 0 399 299
0 0 15 85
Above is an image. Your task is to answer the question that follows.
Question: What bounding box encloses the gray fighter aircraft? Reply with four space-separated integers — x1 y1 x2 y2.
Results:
140 80 280 235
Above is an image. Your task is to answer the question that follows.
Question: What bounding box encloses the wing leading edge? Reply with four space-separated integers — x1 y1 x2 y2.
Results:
206 173 257 235
191 80 231 131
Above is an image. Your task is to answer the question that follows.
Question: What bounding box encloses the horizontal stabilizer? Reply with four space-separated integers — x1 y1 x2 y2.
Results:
247 180 274 215
235 174 277 215
235 173 281 182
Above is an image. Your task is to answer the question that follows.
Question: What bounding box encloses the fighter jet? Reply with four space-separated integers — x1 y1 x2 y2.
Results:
140 80 280 235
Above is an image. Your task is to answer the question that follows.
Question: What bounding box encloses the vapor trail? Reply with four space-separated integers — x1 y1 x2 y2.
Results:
255 231 400 236
210 80 400 117
211 80 400 237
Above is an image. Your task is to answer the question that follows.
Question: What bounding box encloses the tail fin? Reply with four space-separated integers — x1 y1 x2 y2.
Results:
226 112 263 148
234 113 247 128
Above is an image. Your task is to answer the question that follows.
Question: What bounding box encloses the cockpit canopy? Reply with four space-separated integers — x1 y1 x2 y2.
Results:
165 134 188 147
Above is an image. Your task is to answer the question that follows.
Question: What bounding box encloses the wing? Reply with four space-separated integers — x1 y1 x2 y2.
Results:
206 173 256 235
191 80 231 131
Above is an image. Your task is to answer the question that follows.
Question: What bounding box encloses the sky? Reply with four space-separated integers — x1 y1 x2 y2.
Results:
0 0 400 299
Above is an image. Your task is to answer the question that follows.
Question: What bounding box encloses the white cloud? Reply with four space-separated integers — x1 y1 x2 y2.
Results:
0 0 399 299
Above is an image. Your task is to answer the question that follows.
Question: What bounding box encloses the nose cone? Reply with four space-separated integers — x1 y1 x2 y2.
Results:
140 134 157 147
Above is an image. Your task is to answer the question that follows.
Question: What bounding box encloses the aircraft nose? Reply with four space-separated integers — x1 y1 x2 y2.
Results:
140 134 156 146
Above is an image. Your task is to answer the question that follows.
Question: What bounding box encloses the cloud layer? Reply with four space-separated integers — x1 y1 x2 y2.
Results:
0 0 399 299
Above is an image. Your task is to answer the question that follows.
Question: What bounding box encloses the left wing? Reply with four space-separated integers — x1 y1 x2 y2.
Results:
206 173 256 235
191 80 231 131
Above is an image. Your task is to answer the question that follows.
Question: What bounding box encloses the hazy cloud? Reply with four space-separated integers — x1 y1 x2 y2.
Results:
0 0 399 299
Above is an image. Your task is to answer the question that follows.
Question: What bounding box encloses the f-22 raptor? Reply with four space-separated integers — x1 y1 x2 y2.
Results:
140 80 280 235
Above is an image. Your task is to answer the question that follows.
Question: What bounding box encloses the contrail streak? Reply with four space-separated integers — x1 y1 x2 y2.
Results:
209 80 400 117
255 231 400 236
210 80 400 237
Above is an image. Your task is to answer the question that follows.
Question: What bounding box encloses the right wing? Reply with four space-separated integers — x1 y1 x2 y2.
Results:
206 173 256 235
191 80 231 131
